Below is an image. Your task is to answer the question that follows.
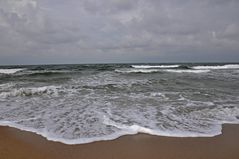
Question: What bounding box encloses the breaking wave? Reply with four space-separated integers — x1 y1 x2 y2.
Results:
193 64 239 70
0 86 60 98
115 69 161 73
163 69 210 73
115 68 210 74
24 70 71 76
131 65 179 69
0 68 25 74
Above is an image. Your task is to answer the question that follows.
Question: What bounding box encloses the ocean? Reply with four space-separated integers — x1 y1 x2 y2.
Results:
0 63 239 144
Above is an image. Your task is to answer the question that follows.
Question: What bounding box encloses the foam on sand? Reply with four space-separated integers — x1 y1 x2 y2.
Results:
0 117 224 145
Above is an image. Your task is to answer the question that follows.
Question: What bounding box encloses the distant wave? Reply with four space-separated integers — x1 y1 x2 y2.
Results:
193 64 239 70
115 68 210 74
163 69 210 73
131 65 179 69
115 69 161 73
0 68 25 74
177 65 191 69
25 70 70 76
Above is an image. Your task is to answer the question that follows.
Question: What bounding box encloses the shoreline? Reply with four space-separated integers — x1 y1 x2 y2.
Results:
1 124 239 159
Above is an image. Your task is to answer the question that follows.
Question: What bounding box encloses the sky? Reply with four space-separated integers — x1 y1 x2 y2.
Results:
0 0 239 65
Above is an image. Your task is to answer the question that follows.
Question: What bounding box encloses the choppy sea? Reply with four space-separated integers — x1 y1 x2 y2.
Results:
0 63 239 144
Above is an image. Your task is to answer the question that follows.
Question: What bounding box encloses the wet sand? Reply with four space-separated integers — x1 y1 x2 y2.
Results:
0 124 239 159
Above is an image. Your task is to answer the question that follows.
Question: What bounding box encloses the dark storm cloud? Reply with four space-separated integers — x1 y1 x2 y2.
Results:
0 0 239 64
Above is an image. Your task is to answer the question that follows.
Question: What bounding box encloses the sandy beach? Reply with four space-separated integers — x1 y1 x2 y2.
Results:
0 124 238 159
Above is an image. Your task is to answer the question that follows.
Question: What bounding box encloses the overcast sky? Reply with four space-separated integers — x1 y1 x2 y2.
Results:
0 0 239 65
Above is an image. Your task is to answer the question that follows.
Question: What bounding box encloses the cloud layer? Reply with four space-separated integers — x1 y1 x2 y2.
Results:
0 0 239 64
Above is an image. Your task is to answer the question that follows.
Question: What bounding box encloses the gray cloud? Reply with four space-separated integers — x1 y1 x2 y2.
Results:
0 0 239 64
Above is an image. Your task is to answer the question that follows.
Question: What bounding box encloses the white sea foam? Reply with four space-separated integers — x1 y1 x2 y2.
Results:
0 120 129 145
0 98 238 144
193 64 239 70
0 83 15 89
25 70 72 75
0 86 60 98
163 69 210 73
0 118 223 145
115 69 160 73
132 65 179 69
0 68 25 74
150 92 169 100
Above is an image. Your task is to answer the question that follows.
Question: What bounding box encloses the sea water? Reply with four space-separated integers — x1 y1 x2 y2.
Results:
0 63 239 144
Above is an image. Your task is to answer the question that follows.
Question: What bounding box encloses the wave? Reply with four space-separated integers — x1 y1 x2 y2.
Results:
0 83 16 89
131 65 179 69
116 69 210 74
25 70 70 76
0 86 60 98
102 115 221 138
177 65 191 69
131 64 239 70
193 64 239 70
115 69 161 73
163 69 210 73
0 117 223 145
0 68 25 74
0 93 239 145
0 121 130 145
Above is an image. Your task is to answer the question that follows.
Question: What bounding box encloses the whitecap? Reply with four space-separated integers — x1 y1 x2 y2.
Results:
0 86 60 98
163 69 210 73
0 83 16 89
115 69 160 73
0 68 25 74
193 64 239 70
131 65 179 69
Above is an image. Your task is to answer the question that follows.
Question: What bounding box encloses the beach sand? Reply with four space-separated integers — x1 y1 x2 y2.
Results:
0 124 239 159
